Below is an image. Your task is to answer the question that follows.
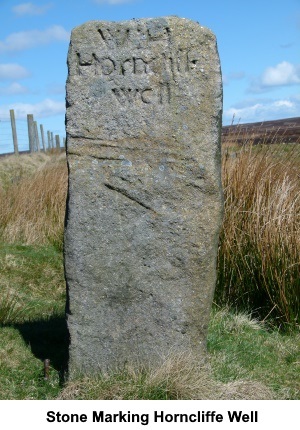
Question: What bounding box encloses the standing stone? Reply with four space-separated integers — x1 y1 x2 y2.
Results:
65 17 223 374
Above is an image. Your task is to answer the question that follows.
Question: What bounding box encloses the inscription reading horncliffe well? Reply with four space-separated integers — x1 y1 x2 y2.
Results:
65 17 223 374
67 19 206 115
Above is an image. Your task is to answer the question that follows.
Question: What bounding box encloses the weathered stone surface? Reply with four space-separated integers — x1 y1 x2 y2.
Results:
64 16 223 374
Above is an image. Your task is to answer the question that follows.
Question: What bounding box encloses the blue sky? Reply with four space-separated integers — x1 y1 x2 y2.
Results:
0 0 299 152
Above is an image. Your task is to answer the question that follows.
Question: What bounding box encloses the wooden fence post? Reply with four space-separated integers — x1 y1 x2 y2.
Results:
33 121 40 152
55 135 61 150
40 124 46 152
27 114 35 153
9 109 19 156
51 132 54 149
47 131 51 150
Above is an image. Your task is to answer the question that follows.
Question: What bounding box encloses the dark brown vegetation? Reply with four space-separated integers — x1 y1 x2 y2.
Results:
222 116 300 146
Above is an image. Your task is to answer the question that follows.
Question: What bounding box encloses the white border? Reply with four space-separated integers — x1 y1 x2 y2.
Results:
0 400 298 429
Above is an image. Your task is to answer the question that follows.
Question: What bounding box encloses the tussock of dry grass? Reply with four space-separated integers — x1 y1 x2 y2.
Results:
0 152 52 189
219 380 274 400
0 153 67 248
216 144 300 327
0 292 27 325
58 353 274 400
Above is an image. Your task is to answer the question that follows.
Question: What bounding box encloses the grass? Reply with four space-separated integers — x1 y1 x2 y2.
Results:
0 242 67 399
0 152 52 190
217 143 300 328
0 326 62 399
0 152 67 249
208 307 300 400
0 239 297 399
58 349 274 400
0 242 65 322
0 144 299 399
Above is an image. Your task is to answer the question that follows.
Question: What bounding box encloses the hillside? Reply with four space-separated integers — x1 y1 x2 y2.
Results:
222 117 300 145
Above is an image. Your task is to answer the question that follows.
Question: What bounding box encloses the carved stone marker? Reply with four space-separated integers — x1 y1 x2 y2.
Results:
65 17 223 374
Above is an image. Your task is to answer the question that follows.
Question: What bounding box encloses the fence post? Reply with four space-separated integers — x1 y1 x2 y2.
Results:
55 135 61 150
51 132 54 149
33 121 40 152
47 130 51 150
9 109 19 156
27 114 35 153
40 124 46 152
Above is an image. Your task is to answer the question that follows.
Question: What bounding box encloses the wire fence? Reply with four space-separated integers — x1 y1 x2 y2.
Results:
0 110 65 156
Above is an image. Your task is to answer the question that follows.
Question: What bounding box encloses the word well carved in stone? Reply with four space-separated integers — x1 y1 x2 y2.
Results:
65 17 223 374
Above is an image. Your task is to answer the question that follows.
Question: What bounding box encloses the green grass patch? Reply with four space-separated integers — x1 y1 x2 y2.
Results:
0 242 65 321
0 326 63 399
0 242 67 399
208 308 300 400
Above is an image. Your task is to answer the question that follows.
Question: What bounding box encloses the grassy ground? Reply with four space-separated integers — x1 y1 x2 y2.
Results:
0 149 299 399
0 241 299 399
208 308 300 400
0 243 67 399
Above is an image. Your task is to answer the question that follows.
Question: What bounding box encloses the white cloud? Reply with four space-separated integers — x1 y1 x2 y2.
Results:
93 0 135 4
0 99 65 120
249 61 300 93
224 96 300 124
262 61 300 86
0 82 29 95
0 25 70 53
13 2 53 16
0 63 30 80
